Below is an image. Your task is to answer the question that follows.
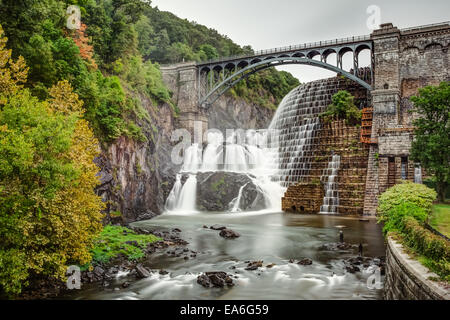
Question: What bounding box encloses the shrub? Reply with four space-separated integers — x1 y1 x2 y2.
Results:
377 180 449 280
377 181 437 219
402 217 450 280
381 201 427 235
320 90 362 125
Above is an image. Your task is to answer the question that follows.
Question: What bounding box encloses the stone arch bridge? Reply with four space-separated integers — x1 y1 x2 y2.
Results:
196 36 373 107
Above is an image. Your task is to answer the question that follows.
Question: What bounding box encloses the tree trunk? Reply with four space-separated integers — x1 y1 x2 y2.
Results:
436 181 447 203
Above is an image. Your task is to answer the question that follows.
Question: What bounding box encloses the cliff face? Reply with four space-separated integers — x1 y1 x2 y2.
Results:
95 94 180 223
207 95 275 131
96 93 275 223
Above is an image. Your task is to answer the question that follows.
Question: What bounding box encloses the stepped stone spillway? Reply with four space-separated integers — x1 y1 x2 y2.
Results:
270 77 367 188
276 77 370 215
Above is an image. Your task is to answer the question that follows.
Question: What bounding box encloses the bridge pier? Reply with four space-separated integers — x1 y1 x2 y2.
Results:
160 62 208 136
363 23 402 215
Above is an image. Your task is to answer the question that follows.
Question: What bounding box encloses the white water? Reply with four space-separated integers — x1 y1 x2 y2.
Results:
267 83 324 187
229 183 248 212
165 130 284 214
165 174 182 211
165 79 343 215
319 155 341 214
175 174 197 213
414 165 422 184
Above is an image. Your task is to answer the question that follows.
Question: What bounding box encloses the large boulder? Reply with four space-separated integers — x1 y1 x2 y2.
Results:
197 272 234 288
196 172 265 211
219 228 240 239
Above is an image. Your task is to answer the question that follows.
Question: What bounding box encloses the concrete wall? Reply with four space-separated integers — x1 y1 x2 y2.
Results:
385 237 449 300
160 62 208 135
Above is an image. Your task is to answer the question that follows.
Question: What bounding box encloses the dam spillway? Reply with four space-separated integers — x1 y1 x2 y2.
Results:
166 76 369 215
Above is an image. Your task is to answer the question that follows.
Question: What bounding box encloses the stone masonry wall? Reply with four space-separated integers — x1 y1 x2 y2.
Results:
385 237 449 300
363 22 450 215
282 120 369 215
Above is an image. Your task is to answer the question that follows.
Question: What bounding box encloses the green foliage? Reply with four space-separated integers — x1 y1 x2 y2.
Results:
429 204 450 238
115 55 172 106
91 225 160 264
320 90 361 124
0 0 175 144
377 181 437 218
116 1 297 109
410 81 450 202
198 44 219 60
377 180 449 281
229 68 300 109
380 202 427 235
0 29 104 296
141 5 246 63
402 217 450 280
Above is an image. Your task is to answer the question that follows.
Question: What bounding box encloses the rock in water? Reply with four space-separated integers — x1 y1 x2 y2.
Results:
196 172 265 211
197 272 234 288
297 258 313 265
219 228 240 239
245 261 263 271
210 224 227 230
197 274 211 288
135 264 151 278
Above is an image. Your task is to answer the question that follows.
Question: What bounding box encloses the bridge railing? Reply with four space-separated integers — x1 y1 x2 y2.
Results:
400 20 450 33
196 34 371 66
163 21 450 68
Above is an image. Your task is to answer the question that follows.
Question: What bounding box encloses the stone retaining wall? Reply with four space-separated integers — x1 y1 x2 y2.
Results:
385 237 449 300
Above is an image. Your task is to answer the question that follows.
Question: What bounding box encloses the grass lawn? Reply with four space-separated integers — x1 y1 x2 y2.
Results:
91 225 161 265
429 203 450 238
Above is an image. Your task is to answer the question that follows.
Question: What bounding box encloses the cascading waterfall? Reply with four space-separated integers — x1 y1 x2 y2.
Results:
268 80 336 187
165 174 182 211
165 77 356 215
414 165 423 184
229 183 248 212
165 129 283 214
176 174 197 212
319 155 341 214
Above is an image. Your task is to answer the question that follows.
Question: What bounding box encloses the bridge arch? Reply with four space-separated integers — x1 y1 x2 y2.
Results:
199 56 372 107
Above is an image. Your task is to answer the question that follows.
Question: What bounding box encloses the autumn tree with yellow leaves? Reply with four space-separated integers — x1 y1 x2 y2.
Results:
0 25 104 296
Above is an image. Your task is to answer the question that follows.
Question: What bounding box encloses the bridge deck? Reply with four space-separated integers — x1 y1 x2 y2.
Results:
196 35 371 67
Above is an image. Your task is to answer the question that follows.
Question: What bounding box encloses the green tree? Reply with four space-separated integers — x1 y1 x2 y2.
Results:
0 28 104 295
410 81 450 202
198 44 218 61
320 90 361 124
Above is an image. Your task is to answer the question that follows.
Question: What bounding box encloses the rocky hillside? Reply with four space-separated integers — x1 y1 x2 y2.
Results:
207 95 275 131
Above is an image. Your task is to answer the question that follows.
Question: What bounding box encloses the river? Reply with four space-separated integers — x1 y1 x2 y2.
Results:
67 211 385 300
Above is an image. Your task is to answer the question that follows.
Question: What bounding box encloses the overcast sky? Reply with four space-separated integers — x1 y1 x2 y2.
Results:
151 0 450 82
